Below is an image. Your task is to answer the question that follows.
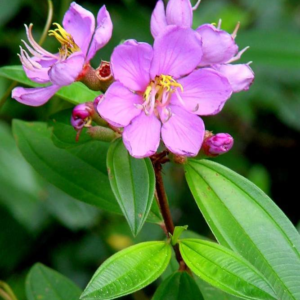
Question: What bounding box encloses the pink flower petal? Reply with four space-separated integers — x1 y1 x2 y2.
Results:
150 0 167 38
98 82 142 127
123 113 161 158
23 58 57 84
111 40 153 92
166 0 193 28
48 52 85 86
197 24 238 66
172 68 232 115
150 26 202 79
214 64 254 93
161 105 205 156
11 85 60 106
63 2 95 56
86 5 113 62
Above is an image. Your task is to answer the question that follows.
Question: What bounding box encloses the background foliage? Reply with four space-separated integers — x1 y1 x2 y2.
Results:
0 0 300 299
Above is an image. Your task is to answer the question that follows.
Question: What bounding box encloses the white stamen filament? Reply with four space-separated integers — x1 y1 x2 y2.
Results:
163 107 172 123
231 22 240 39
175 89 186 107
226 46 249 64
20 47 42 69
192 0 201 11
217 19 222 30
24 24 57 59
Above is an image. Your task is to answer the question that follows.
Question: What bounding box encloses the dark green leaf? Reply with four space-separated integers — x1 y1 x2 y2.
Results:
0 65 99 105
153 272 204 300
12 120 161 223
0 121 47 232
185 159 300 300
107 139 156 236
49 109 93 149
180 239 276 300
12 120 119 213
26 263 81 300
81 241 172 300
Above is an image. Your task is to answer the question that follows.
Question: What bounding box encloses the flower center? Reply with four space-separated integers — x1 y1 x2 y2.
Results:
48 23 80 59
141 75 183 119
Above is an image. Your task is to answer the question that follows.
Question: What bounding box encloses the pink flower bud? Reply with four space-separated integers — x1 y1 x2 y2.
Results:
71 103 93 131
93 95 103 107
202 133 234 157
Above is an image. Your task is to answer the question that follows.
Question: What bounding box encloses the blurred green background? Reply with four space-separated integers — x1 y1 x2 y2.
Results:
0 0 300 299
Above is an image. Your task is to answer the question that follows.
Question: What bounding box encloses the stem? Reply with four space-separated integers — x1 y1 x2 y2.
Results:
152 157 188 271
154 163 175 234
38 0 53 45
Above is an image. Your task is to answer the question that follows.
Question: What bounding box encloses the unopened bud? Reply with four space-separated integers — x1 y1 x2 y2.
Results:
71 103 93 131
202 133 234 157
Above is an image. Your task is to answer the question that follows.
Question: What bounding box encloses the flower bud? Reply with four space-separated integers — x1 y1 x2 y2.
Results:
202 133 234 157
71 103 93 131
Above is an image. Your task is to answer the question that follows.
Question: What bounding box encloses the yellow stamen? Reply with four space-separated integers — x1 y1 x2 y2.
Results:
158 75 183 93
144 85 152 100
142 75 183 115
48 23 80 58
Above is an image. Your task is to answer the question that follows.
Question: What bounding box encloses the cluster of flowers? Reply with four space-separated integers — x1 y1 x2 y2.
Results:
12 0 253 158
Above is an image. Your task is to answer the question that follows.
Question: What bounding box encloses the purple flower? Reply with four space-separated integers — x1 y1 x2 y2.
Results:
151 0 254 93
202 133 234 157
12 2 112 107
197 22 254 92
98 26 232 158
150 0 201 38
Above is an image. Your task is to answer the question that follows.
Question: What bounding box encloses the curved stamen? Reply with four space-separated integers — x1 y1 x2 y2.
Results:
226 46 249 64
25 24 57 59
20 47 42 69
192 0 201 11
231 22 240 39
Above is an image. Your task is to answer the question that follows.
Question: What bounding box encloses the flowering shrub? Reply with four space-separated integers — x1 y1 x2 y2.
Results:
0 1 299 300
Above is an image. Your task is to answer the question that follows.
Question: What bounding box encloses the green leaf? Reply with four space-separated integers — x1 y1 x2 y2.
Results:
185 159 300 300
49 109 93 149
0 121 47 232
153 272 204 300
26 263 81 300
12 120 119 213
180 239 276 300
0 65 99 105
81 241 172 300
12 120 161 223
195 277 242 300
106 139 155 236
171 225 188 246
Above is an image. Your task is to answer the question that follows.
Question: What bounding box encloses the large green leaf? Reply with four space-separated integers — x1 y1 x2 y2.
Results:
107 139 155 236
180 239 276 300
0 65 99 105
12 120 161 223
0 121 46 232
26 263 81 300
12 120 119 213
185 159 300 300
153 271 204 300
196 278 242 300
49 108 93 149
81 241 172 300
